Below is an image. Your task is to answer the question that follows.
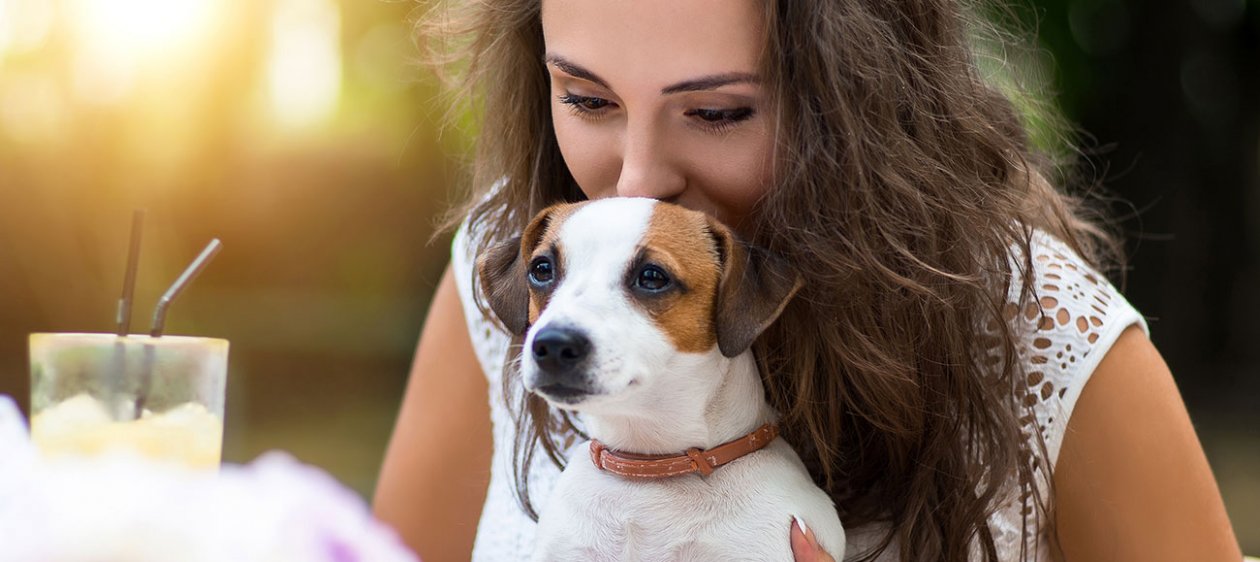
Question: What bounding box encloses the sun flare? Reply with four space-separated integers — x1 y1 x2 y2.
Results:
266 0 342 129
70 0 217 56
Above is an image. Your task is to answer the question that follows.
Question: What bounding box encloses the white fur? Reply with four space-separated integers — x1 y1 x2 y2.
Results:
522 198 846 561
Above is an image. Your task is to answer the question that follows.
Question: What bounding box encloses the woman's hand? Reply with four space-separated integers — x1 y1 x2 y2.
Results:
790 517 837 562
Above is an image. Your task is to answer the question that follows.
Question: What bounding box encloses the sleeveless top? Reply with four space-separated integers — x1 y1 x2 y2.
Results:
449 219 1149 562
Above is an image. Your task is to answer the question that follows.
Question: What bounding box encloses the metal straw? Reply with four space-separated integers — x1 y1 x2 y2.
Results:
150 239 222 337
116 209 145 336
112 210 145 419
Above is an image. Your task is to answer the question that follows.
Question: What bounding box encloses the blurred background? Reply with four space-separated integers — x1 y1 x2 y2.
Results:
0 0 1256 551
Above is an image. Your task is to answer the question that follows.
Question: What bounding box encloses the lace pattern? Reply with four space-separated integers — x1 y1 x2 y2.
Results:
985 231 1149 561
451 222 1147 561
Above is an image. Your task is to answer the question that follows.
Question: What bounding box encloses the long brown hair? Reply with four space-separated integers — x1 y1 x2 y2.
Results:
420 1 1123 560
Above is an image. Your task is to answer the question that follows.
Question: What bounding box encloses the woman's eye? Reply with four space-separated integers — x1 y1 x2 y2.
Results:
557 93 612 113
684 107 755 132
529 258 554 285
635 265 671 292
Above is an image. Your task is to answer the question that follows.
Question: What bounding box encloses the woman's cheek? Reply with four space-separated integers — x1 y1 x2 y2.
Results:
552 114 619 200
692 136 775 221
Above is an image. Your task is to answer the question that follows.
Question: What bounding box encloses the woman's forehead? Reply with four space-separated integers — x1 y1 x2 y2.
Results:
540 0 765 92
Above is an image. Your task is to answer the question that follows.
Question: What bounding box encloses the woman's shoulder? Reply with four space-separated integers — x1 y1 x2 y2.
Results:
972 230 1151 559
999 229 1150 464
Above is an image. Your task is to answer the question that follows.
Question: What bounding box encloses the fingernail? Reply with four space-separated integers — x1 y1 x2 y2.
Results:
793 514 809 536
790 515 813 559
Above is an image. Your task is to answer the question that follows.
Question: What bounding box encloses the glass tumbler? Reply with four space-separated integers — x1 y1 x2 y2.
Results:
29 333 228 469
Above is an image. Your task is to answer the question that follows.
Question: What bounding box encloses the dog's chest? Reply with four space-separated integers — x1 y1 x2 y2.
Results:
532 442 810 562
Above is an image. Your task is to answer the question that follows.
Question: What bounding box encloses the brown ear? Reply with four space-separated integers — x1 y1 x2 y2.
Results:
477 235 529 335
475 205 564 335
708 218 803 358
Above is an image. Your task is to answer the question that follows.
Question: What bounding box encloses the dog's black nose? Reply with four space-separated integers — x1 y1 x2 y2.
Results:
531 326 591 376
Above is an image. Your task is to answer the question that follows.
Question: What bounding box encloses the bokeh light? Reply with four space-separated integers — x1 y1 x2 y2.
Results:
67 0 219 103
70 0 216 52
0 0 55 59
266 0 341 129
0 70 66 145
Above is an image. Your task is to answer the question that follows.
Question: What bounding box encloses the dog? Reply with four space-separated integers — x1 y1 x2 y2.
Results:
478 197 845 562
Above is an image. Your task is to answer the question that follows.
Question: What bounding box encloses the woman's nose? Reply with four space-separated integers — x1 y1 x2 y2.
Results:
614 125 685 200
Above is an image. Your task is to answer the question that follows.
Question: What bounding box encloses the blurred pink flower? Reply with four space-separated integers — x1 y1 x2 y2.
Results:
0 395 419 562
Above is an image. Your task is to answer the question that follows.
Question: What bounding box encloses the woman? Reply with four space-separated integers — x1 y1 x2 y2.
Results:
374 0 1243 560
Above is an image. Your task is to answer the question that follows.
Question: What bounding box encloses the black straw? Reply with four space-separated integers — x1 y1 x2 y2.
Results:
150 239 222 337
116 209 145 336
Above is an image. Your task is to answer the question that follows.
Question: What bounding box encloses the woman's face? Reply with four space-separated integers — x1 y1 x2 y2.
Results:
540 0 776 230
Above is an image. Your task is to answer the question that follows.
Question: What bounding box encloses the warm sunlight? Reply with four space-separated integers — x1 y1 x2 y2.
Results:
70 0 216 55
66 0 219 104
0 0 55 59
266 0 342 129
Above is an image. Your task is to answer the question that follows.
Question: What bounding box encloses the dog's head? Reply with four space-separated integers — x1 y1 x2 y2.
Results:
477 198 800 413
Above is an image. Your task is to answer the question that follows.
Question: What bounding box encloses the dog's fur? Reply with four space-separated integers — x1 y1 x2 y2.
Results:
479 198 845 561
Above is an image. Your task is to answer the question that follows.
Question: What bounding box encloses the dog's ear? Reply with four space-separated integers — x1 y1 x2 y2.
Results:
476 205 563 335
478 235 529 335
707 218 803 358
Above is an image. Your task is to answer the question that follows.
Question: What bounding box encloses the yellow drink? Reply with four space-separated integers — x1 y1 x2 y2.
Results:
29 333 229 469
31 393 223 469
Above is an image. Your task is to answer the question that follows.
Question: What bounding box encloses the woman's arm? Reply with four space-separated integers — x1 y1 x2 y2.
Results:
1053 325 1242 561
788 325 1243 562
374 265 494 562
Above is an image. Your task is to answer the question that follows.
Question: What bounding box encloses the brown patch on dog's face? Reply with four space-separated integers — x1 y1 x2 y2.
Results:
525 203 581 325
634 204 723 353
478 202 582 336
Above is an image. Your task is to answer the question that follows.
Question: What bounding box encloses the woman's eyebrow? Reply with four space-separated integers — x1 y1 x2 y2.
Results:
544 53 758 95
660 73 758 95
544 54 610 89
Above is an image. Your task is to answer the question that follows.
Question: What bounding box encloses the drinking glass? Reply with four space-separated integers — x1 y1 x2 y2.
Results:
28 333 228 469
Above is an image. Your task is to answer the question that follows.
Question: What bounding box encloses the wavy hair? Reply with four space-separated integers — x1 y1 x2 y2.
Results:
419 1 1123 560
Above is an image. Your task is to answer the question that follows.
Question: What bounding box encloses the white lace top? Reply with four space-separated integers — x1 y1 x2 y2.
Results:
449 222 1148 562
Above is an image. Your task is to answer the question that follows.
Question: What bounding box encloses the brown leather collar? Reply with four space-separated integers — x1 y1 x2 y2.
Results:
589 423 779 479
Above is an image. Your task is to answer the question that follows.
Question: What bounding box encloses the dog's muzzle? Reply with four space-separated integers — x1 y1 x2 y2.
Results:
530 325 594 402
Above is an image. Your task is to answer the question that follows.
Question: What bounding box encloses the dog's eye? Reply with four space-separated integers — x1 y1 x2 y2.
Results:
529 258 554 285
635 265 671 292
